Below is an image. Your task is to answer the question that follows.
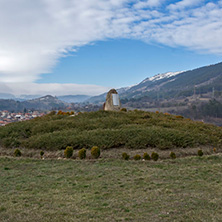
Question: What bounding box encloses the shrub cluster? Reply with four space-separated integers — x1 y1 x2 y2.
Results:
91 146 100 159
143 152 150 160
14 148 21 157
122 152 130 160
133 154 141 160
78 148 86 159
1 110 222 151
40 151 44 158
48 111 56 116
151 152 159 161
120 108 127 112
57 110 75 115
175 115 184 119
170 152 176 159
197 149 203 157
64 146 73 158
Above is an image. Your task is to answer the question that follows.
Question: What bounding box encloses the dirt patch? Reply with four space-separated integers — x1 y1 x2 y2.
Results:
0 146 220 160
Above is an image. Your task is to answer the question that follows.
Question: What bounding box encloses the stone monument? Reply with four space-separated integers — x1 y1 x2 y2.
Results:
104 89 121 111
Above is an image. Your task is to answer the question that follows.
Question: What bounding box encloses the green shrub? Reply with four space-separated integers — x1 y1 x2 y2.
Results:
197 149 203 157
48 111 56 116
91 146 100 159
143 152 150 160
40 150 44 158
78 148 86 159
170 152 176 159
64 146 73 158
134 154 141 160
122 152 130 160
120 108 127 112
175 115 184 119
14 148 21 157
151 152 159 161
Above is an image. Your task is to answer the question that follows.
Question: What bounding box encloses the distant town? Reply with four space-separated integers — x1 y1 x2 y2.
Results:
0 103 102 126
0 110 45 126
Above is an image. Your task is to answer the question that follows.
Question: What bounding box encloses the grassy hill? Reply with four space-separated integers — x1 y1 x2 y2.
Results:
0 110 221 151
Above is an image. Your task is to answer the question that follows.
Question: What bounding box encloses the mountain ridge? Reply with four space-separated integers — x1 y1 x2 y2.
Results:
0 95 68 112
87 62 222 103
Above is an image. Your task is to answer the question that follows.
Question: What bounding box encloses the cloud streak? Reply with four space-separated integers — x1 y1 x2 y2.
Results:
0 0 222 84
0 82 110 96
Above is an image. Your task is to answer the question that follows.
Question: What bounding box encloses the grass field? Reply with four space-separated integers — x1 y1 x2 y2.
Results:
1 155 222 222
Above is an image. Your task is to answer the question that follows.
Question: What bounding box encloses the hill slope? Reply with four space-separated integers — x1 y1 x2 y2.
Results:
0 110 221 150
123 62 222 99
88 62 222 103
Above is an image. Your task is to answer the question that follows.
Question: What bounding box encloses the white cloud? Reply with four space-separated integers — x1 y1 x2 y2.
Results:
134 0 164 9
0 0 130 82
149 3 222 53
0 0 222 86
167 0 203 11
0 82 109 96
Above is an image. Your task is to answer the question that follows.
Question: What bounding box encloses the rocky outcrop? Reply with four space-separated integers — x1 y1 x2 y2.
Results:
104 89 121 111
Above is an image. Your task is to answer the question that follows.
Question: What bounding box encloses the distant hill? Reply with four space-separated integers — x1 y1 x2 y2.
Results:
58 95 90 103
0 93 16 100
0 95 69 112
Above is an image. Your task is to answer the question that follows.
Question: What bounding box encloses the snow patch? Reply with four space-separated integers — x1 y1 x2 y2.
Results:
141 71 184 84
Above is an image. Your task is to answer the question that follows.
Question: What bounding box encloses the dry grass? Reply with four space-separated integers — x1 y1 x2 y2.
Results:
1 155 222 221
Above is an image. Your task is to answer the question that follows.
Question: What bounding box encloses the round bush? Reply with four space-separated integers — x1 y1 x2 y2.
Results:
197 149 203 157
122 152 130 160
14 148 21 157
170 152 176 159
91 146 100 159
151 152 159 161
78 148 86 159
143 152 150 160
120 108 127 112
48 111 56 116
64 146 73 158
134 154 141 160
40 150 44 157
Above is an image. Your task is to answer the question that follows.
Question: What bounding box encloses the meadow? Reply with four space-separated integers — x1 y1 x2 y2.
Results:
1 110 222 221
0 155 222 222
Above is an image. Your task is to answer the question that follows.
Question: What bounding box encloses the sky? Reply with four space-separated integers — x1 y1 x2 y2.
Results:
0 0 222 96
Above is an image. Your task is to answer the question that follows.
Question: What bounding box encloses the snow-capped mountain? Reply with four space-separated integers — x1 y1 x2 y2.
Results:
121 62 222 100
88 62 222 103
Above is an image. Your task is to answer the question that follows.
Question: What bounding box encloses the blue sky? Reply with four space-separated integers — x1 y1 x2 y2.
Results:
38 39 222 88
0 0 222 96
